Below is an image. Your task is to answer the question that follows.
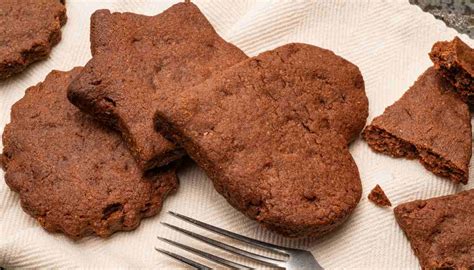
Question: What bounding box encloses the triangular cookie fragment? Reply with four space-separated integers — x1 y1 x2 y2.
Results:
368 184 391 207
363 67 471 184
68 2 247 170
394 189 474 269
430 37 474 105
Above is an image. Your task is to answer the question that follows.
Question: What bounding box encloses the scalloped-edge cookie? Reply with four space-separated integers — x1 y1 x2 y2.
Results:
1 68 178 239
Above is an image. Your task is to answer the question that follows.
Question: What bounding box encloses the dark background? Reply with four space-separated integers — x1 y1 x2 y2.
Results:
411 0 474 38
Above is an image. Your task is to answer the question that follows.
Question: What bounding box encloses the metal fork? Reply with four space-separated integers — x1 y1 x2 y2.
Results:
155 211 323 270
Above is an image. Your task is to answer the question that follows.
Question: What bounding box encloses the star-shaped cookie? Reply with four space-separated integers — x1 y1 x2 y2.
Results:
68 2 247 170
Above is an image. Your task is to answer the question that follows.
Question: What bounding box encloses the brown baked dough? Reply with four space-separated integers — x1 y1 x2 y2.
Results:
363 67 471 184
154 43 368 238
368 184 391 207
394 189 474 269
68 2 248 170
0 0 66 79
430 37 474 106
1 68 178 239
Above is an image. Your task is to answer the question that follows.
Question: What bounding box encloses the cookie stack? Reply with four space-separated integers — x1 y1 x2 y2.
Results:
363 37 474 269
1 2 369 239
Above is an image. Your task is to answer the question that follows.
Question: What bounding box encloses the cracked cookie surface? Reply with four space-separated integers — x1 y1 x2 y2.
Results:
0 0 66 79
1 68 178 239
155 43 368 238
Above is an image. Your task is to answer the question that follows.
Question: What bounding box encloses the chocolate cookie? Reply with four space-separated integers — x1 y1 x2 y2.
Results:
430 37 474 105
1 68 178 239
363 68 471 184
394 189 474 269
368 185 391 207
67 2 248 170
154 43 368 238
0 0 66 79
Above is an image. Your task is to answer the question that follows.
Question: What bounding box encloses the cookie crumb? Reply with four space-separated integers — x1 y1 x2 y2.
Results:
368 184 391 207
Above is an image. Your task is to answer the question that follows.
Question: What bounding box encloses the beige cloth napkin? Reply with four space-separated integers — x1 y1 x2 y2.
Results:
1 0 473 268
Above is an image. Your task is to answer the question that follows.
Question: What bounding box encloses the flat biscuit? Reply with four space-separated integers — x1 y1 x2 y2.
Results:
68 2 248 170
394 189 474 269
363 67 471 184
0 0 66 79
154 43 368 238
1 68 178 239
429 37 474 106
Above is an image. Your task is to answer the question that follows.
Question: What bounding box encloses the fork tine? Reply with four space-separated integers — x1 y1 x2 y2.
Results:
154 247 212 270
162 222 286 269
157 236 253 270
168 211 290 255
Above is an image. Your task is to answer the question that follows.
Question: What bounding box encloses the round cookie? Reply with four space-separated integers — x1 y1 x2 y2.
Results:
155 43 368 238
0 0 66 79
1 68 178 239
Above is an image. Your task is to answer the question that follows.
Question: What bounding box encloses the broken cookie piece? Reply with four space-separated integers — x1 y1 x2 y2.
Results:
368 184 391 207
394 189 474 269
363 67 471 184
430 37 474 105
